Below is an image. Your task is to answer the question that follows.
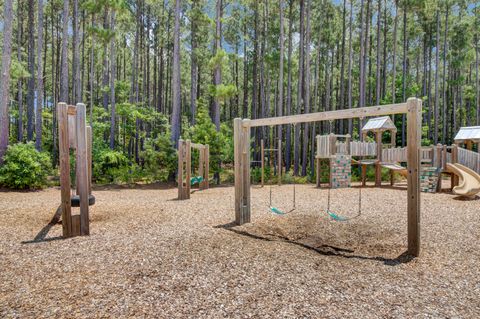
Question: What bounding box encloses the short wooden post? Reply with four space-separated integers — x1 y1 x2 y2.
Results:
277 139 282 185
261 139 265 187
452 143 459 187
406 97 422 257
316 157 321 187
361 164 367 186
466 140 473 151
436 143 443 191
346 134 351 155
375 131 382 187
185 140 191 197
75 103 89 236
58 103 72 237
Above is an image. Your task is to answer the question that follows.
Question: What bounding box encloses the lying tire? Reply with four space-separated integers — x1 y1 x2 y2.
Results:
71 194 96 207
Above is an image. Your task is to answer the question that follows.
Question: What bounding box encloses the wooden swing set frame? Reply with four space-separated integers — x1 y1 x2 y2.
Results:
234 98 423 257
177 139 210 200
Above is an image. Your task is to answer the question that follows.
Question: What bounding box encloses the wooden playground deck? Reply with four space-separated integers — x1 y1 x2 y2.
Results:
1 184 479 318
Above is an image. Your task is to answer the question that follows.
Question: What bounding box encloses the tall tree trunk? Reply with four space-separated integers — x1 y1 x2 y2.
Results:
0 0 14 164
73 0 80 102
475 4 479 125
285 0 294 172
60 0 70 103
401 5 408 146
434 11 440 143
102 10 109 110
171 0 182 146
301 0 311 176
17 0 24 142
36 0 44 150
109 11 116 149
277 0 285 153
347 0 354 135
90 13 95 125
358 0 365 140
294 0 305 175
391 3 398 104
375 0 381 105
212 0 222 131
26 0 35 141
442 5 449 144
339 0 347 133
190 0 198 124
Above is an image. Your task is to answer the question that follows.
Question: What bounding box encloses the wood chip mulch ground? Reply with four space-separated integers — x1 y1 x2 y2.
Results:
1 183 479 318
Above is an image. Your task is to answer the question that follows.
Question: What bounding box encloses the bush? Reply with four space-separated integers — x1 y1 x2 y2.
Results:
93 148 143 184
0 142 52 189
142 134 177 182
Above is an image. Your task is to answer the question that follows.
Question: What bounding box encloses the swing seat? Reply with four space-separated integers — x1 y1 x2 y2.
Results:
326 210 348 222
269 206 286 215
71 194 96 207
190 176 204 185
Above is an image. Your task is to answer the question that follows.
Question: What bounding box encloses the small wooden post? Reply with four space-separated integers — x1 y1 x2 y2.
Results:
436 143 443 191
75 103 89 236
406 97 422 257
452 144 459 187
261 139 265 187
277 139 282 185
346 134 351 155
185 140 191 197
361 164 367 187
375 131 382 187
58 103 72 237
466 140 473 151
316 157 321 187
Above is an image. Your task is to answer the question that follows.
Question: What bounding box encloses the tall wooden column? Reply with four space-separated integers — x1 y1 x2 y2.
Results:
406 97 422 257
375 131 382 187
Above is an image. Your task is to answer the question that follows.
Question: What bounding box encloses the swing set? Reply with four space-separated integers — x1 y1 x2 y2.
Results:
234 98 423 257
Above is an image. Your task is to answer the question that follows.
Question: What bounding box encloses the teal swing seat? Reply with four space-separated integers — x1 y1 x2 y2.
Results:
190 176 204 185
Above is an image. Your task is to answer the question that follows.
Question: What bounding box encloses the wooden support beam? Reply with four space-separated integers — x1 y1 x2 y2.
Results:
234 119 243 224
75 103 90 236
375 131 382 187
87 126 92 195
241 123 251 224
178 139 185 200
243 102 409 128
185 140 191 197
58 103 72 237
204 145 209 189
406 97 422 257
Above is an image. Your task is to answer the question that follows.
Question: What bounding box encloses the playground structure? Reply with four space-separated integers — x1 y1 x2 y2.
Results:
57 102 95 237
177 139 209 200
315 117 480 197
252 139 282 187
234 98 423 256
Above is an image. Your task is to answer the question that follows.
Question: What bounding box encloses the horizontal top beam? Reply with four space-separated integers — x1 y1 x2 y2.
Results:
242 102 409 128
191 143 207 149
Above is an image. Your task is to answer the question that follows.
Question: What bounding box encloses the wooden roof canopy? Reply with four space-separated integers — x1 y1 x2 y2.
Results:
454 126 480 143
361 116 397 133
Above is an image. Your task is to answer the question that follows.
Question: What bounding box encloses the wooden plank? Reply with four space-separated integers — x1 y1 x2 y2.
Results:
234 119 243 224
406 97 422 257
58 102 72 237
244 102 409 128
68 113 77 149
191 143 206 150
75 103 90 236
185 140 191 197
316 158 321 187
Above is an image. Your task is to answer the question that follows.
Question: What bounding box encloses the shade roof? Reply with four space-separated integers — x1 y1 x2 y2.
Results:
454 126 480 142
361 116 397 132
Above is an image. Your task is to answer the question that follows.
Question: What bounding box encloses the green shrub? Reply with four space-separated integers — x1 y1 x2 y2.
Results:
93 148 143 184
0 142 52 189
142 134 177 182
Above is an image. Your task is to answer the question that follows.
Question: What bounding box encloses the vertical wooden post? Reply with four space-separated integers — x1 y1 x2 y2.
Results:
466 140 473 151
452 143 459 187
361 164 367 187
75 103 89 236
185 140 191 197
241 121 251 223
477 142 480 173
260 139 265 187
234 119 243 224
406 97 422 257
178 139 185 199
375 131 382 186
278 139 282 185
391 130 397 147
316 157 321 187
346 134 351 155
58 103 72 237
436 143 443 191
